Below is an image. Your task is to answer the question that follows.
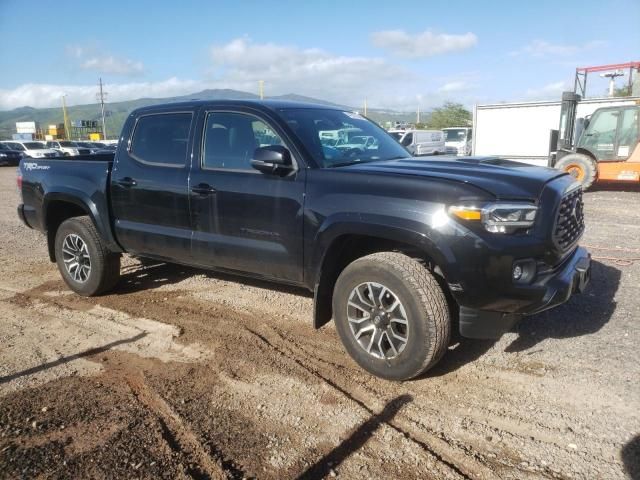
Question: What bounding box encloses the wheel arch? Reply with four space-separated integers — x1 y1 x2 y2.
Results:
310 222 454 329
43 191 119 262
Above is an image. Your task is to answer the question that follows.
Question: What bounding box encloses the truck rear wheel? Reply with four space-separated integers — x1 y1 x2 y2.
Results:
333 252 451 380
54 216 120 296
555 153 597 189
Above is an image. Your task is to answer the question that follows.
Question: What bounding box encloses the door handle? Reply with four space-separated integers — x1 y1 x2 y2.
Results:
115 177 137 187
191 183 217 195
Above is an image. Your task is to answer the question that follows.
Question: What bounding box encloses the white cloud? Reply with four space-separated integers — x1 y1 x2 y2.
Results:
370 30 477 58
80 56 144 76
208 37 404 105
67 44 144 76
1 38 481 111
509 39 605 58
525 80 572 99
437 81 470 93
0 78 204 110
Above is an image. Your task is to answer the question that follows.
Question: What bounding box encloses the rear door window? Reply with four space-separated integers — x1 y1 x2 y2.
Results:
130 112 192 166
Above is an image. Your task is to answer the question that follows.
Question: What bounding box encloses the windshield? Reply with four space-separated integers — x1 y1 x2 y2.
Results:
77 142 93 147
279 108 410 167
24 142 46 149
60 141 77 147
445 129 467 142
0 144 10 151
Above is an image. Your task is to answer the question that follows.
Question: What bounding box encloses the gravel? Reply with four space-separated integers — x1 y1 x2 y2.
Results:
0 166 638 479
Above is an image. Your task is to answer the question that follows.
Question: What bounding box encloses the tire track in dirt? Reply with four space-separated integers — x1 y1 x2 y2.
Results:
242 326 478 480
4 278 557 478
120 367 234 480
9 278 474 479
7 272 634 479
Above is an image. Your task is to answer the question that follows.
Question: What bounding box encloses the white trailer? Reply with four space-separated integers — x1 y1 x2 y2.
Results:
473 96 640 167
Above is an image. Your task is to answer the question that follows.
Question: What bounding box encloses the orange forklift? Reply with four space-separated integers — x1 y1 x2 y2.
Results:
551 62 640 189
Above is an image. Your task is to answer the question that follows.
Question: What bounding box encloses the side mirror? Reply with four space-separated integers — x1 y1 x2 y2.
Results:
251 145 293 174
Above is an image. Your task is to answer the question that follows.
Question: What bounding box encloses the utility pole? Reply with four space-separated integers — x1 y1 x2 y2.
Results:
61 95 71 140
97 78 108 139
259 80 264 100
600 70 624 97
364 98 368 116
417 107 420 125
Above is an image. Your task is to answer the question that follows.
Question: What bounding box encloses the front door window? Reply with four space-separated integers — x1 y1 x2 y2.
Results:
579 110 619 160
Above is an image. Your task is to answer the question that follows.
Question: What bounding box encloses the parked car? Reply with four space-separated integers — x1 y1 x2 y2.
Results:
75 142 102 154
0 141 59 158
398 129 446 156
444 127 473 156
45 140 92 157
17 100 590 380
0 142 23 166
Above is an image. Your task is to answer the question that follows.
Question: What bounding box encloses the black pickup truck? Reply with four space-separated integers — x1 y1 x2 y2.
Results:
17 100 591 380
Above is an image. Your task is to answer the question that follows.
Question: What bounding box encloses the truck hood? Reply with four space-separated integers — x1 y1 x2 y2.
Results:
343 156 568 200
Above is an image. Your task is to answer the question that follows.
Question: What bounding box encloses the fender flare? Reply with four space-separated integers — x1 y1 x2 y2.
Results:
309 214 458 329
43 189 121 260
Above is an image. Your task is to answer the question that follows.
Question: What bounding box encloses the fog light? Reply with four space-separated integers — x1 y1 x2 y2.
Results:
512 264 523 280
511 259 537 284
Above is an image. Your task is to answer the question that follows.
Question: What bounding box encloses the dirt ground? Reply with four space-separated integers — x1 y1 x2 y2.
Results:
0 166 639 480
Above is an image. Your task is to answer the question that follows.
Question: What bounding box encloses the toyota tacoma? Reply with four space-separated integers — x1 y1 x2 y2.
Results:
16 100 591 380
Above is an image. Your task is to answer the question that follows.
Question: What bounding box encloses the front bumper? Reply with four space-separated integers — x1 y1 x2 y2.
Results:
459 246 591 339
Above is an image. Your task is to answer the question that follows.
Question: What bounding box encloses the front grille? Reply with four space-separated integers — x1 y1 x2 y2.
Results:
445 146 458 154
553 187 585 251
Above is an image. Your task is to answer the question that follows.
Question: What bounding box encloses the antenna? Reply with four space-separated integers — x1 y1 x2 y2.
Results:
96 78 108 139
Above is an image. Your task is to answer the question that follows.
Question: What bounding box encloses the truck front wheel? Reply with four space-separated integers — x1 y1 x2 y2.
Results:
333 252 451 380
54 216 120 296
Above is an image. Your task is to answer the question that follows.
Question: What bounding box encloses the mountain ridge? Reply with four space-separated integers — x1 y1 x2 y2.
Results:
0 89 419 139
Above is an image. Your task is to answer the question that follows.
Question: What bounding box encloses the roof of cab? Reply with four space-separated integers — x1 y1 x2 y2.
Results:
132 99 344 115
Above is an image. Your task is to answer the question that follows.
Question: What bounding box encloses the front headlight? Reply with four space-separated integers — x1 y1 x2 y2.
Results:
449 203 538 234
0 153 7 158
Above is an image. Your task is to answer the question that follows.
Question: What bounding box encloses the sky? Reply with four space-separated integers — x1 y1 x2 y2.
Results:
0 0 638 112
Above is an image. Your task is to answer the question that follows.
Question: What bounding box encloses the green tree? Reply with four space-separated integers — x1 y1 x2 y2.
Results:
426 102 472 129
613 85 631 97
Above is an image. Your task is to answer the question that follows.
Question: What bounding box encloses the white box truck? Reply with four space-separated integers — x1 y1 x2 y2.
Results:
473 96 640 167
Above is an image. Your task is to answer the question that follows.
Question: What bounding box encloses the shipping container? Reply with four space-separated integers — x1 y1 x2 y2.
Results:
473 96 640 166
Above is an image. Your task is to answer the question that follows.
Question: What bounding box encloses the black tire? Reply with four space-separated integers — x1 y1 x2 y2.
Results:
555 153 597 190
54 216 120 296
333 252 451 380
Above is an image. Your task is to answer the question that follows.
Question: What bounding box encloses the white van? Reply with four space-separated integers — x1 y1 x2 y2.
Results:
443 127 472 156
398 130 446 156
